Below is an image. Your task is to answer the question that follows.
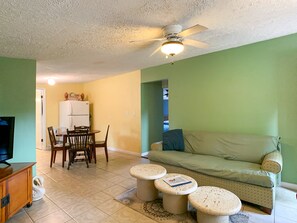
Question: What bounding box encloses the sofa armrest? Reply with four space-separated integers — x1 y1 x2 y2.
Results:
151 141 163 151
261 150 283 174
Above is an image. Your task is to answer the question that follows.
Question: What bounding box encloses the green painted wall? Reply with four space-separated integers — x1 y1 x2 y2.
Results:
142 33 297 184
141 81 163 152
0 57 36 169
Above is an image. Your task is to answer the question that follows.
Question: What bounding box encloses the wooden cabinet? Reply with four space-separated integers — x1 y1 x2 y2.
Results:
0 182 4 223
0 162 35 223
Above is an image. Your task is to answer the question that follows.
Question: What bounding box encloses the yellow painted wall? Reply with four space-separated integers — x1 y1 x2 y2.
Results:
36 83 84 147
84 70 141 153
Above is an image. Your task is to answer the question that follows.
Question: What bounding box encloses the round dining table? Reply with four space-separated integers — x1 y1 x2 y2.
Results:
56 129 100 163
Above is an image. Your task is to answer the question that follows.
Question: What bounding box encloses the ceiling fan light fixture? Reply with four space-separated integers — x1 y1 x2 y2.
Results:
161 41 184 56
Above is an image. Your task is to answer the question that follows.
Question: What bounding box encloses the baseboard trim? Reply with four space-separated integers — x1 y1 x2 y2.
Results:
108 147 141 157
281 182 297 192
36 146 51 151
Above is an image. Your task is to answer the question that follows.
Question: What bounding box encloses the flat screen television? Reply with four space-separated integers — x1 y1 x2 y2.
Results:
0 117 15 166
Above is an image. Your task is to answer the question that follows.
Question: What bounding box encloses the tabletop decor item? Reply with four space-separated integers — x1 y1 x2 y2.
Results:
64 92 85 101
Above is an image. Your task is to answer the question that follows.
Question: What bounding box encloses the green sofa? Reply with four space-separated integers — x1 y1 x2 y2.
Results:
148 131 282 214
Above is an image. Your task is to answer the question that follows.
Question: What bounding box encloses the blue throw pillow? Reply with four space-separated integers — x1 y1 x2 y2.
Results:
163 129 185 151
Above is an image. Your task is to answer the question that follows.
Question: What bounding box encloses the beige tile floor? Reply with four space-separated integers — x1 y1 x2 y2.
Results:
6 149 297 223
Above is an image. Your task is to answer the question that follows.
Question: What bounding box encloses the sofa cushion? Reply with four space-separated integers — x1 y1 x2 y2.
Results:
162 129 185 151
148 150 275 188
149 150 193 166
183 131 279 164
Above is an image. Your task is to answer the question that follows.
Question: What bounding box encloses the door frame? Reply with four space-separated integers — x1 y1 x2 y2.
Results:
36 88 46 150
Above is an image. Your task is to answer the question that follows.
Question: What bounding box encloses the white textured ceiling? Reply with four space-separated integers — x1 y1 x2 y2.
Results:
1 0 297 83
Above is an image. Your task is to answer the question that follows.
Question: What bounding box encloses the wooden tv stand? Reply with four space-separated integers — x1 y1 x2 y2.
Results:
0 162 35 223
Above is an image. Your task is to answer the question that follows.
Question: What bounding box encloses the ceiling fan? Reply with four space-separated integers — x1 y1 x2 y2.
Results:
130 24 208 57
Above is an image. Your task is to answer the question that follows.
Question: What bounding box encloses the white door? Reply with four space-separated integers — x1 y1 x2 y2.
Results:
36 89 46 150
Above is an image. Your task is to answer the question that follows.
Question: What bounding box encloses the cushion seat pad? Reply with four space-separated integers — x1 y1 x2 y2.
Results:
148 150 275 188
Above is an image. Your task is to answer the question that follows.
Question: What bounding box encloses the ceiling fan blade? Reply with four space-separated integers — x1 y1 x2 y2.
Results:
150 46 162 57
183 39 208 48
129 38 164 43
179 24 207 37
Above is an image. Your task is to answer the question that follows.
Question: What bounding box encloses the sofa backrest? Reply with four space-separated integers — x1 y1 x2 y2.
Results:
184 131 280 164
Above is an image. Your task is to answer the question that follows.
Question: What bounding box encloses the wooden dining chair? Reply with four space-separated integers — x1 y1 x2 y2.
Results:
48 126 68 168
67 129 90 170
93 125 110 163
74 125 92 160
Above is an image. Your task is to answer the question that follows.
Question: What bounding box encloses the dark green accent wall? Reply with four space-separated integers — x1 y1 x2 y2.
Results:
0 57 36 167
142 33 297 184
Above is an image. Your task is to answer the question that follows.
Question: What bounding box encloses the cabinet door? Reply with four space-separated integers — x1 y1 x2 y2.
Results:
6 168 32 218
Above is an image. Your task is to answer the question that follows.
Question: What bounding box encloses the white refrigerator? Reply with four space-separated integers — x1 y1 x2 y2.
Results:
59 101 90 130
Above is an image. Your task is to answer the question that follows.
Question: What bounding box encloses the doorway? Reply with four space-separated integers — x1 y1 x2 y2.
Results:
36 89 46 150
141 80 169 153
162 80 169 132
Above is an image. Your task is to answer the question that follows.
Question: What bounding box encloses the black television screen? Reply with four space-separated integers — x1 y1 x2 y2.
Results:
0 117 15 163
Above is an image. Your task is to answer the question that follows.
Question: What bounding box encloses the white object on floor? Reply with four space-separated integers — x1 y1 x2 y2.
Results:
32 176 46 201
130 164 166 201
154 173 198 214
189 186 241 223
